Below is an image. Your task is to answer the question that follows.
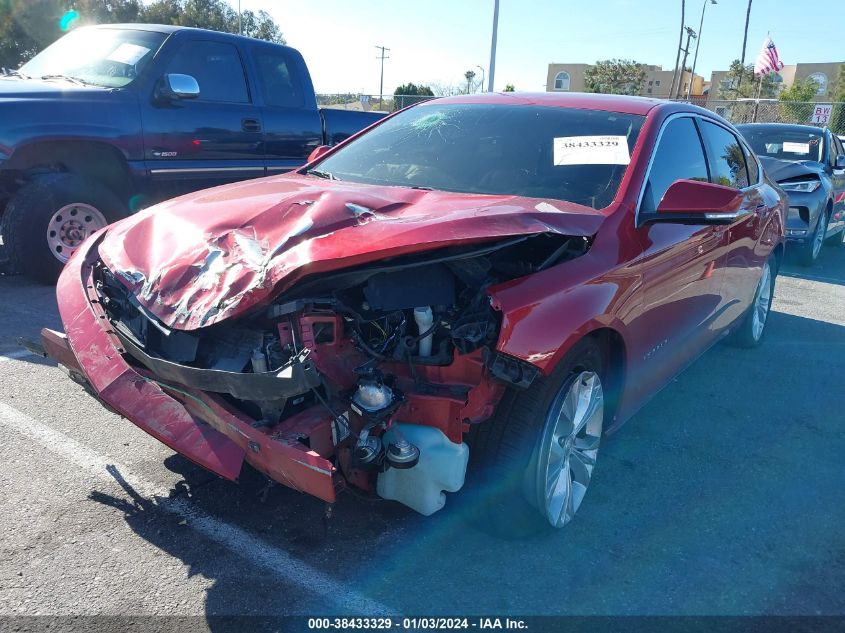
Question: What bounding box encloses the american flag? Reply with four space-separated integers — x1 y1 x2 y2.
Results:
754 36 785 76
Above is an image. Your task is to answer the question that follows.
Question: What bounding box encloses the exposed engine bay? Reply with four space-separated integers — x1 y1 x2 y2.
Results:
95 233 589 514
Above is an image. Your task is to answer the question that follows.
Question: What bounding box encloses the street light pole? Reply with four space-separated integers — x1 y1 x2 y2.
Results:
687 0 716 100
238 0 241 34
476 65 486 92
487 0 499 92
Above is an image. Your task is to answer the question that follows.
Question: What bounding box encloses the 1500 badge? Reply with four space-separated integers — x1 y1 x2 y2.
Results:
151 150 178 157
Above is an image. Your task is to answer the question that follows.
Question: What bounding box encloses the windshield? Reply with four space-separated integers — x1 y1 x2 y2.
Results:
738 125 824 163
20 28 166 88
312 103 645 209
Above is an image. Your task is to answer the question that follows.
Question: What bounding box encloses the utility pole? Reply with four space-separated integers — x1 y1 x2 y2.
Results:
687 0 717 100
735 0 753 96
676 26 697 99
238 0 241 35
375 45 390 108
669 0 686 99
487 0 499 92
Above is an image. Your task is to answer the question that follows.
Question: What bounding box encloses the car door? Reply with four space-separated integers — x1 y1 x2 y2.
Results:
828 131 845 233
249 43 323 175
697 119 773 330
141 38 265 199
626 115 728 404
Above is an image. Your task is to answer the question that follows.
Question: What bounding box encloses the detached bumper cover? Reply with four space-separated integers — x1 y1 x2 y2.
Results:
44 235 337 501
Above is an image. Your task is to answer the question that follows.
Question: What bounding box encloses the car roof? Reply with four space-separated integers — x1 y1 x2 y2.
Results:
78 23 278 46
428 92 673 116
736 122 827 134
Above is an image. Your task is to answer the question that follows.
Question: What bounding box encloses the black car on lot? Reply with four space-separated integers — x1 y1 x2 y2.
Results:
737 123 845 265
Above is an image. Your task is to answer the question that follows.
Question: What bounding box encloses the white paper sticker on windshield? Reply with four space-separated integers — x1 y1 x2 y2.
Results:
553 135 630 166
782 141 810 154
107 43 150 66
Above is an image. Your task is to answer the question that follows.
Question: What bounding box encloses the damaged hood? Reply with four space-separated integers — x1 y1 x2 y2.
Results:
759 156 826 183
98 175 607 330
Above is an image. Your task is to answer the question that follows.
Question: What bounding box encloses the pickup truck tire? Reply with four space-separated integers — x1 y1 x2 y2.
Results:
466 338 606 537
1 173 125 284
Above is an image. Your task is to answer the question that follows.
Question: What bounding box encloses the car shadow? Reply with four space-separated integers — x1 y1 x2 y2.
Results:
86 309 845 617
780 240 845 286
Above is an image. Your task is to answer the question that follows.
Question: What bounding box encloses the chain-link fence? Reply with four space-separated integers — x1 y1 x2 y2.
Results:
318 93 845 133
675 99 845 133
317 93 434 113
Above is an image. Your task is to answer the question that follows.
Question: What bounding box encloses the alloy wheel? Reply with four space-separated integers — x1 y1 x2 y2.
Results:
46 203 108 263
535 371 604 528
811 213 828 260
751 261 772 341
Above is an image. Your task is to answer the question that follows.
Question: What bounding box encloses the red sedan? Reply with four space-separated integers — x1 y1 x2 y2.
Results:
40 93 786 530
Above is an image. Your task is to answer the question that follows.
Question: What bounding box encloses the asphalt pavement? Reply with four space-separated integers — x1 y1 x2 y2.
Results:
0 244 844 621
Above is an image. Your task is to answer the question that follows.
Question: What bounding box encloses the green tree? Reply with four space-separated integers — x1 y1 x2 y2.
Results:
828 64 845 134
392 82 433 111
504 83 515 92
583 59 646 95
0 0 285 70
779 77 820 124
717 59 778 99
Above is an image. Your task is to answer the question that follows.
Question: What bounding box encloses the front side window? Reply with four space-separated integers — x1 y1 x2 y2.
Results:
164 40 248 103
699 121 750 189
640 117 709 213
311 103 644 209
20 28 166 88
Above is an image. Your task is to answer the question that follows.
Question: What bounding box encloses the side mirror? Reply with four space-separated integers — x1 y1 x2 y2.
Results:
651 179 745 224
307 145 331 163
158 73 200 100
835 155 845 170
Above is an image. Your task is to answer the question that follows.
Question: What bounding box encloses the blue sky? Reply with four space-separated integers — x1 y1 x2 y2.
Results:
232 0 843 94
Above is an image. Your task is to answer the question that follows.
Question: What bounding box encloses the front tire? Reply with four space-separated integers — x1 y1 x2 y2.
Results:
1 173 124 284
467 339 607 535
800 209 828 266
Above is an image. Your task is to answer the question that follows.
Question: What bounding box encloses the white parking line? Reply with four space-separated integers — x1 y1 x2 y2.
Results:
0 400 394 615
0 349 36 363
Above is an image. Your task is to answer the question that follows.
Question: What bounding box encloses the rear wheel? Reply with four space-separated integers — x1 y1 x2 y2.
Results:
1 173 124 283
731 256 776 349
467 338 606 535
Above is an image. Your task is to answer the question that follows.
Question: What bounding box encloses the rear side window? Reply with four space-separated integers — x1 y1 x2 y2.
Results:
641 117 709 213
699 121 750 189
164 40 249 103
254 49 304 108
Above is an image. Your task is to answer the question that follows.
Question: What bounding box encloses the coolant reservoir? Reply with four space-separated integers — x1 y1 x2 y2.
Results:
377 423 469 516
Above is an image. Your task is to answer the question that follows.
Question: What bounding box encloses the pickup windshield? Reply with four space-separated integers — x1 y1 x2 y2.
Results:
311 103 644 209
20 28 166 88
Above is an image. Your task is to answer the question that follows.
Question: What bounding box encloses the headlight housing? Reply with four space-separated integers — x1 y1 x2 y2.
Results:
780 179 821 193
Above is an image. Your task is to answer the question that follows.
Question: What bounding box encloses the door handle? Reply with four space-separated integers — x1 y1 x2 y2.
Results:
242 118 261 133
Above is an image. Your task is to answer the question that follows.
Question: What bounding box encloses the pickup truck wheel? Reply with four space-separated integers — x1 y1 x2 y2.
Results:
466 339 605 537
1 174 124 284
730 256 776 349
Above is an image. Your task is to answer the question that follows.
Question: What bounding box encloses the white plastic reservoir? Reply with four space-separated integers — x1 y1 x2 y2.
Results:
377 423 469 515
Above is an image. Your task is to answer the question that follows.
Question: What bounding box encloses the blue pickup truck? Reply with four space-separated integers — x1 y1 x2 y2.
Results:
0 24 384 282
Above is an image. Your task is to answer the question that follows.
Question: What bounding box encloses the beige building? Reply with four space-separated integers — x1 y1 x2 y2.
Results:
707 61 843 105
546 63 705 99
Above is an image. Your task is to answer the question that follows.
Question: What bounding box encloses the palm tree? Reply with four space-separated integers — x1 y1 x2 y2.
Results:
735 0 753 96
465 70 476 94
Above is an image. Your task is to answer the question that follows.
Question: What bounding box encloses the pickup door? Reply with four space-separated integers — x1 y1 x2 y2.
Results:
248 42 323 176
140 37 265 197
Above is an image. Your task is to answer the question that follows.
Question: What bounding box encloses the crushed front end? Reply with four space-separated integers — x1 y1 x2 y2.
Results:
46 230 588 515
